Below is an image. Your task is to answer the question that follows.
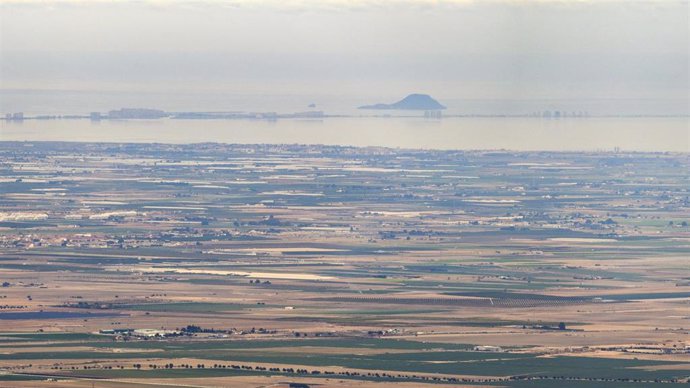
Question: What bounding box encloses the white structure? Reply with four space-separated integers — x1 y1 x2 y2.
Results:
473 345 503 352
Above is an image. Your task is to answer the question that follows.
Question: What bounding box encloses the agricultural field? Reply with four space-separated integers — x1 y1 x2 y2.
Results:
0 141 688 387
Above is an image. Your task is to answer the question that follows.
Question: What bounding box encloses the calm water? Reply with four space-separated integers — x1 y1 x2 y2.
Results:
3 90 689 117
1 116 688 152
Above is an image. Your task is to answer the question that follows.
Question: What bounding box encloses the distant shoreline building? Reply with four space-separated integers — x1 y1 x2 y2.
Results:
424 110 442 119
108 108 168 119
5 112 24 121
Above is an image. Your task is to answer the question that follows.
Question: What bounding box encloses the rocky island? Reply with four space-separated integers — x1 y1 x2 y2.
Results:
358 93 446 110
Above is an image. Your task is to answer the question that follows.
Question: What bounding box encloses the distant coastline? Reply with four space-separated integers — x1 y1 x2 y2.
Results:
3 107 687 122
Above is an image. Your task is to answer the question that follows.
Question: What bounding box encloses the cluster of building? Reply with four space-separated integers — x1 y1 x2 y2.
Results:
3 108 325 121
171 110 324 120
4 112 24 121
98 328 179 338
534 110 590 118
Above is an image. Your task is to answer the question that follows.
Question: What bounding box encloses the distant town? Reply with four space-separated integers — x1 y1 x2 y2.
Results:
3 108 327 122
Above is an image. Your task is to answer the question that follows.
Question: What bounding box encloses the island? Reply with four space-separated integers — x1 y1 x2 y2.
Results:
358 93 446 110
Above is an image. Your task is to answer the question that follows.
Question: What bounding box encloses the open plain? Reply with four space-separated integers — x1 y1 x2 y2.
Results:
0 141 688 387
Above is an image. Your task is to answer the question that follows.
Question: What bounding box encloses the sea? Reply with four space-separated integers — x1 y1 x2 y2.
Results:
1 90 688 152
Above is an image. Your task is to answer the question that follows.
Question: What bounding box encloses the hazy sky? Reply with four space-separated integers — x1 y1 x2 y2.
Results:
0 0 688 101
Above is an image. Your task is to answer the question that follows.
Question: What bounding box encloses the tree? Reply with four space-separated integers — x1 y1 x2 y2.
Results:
558 322 566 330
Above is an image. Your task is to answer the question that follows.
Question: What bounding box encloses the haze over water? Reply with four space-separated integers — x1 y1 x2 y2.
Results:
1 90 688 152
1 117 685 152
1 1 688 152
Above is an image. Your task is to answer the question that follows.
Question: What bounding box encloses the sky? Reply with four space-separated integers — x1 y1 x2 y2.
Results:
0 0 688 103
